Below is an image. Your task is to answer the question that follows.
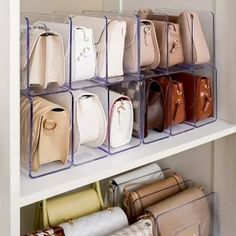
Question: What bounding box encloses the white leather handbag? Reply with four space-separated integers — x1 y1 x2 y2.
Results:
20 26 65 90
72 15 127 78
107 163 164 207
73 90 107 151
109 219 153 236
178 11 211 64
59 207 129 236
72 26 96 81
92 87 133 148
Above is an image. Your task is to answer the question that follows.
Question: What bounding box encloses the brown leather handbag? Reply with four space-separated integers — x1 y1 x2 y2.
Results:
155 76 186 128
144 79 165 138
145 187 210 236
25 226 65 236
123 173 185 223
171 73 213 122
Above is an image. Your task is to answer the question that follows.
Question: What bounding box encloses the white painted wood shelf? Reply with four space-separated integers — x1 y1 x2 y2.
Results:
20 119 236 207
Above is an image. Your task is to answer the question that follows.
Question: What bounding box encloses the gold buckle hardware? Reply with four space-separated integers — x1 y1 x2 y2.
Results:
177 90 183 96
43 119 57 131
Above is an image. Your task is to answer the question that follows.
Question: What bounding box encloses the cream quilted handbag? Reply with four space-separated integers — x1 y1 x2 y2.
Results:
20 96 70 172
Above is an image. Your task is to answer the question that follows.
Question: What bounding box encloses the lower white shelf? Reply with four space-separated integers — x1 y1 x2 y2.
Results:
20 119 236 207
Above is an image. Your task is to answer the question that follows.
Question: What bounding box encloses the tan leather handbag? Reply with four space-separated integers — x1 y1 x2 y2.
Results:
155 76 186 129
123 18 160 72
178 11 211 64
171 73 213 122
20 96 70 172
150 19 184 68
145 187 210 236
124 173 185 223
140 20 160 69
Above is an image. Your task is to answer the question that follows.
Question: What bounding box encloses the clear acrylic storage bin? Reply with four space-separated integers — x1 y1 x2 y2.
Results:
87 77 142 155
20 13 71 95
70 84 108 166
20 91 73 178
152 9 215 68
75 11 140 84
150 189 216 236
142 75 171 144
171 65 217 128
108 166 169 207
135 9 214 73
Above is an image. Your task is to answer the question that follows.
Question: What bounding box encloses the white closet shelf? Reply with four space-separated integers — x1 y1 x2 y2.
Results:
20 119 236 207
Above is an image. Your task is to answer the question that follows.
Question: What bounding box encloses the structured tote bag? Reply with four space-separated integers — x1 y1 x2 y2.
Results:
72 26 96 81
178 11 211 64
40 182 104 228
109 219 153 236
155 76 186 128
150 19 184 68
72 15 127 78
20 96 70 172
171 73 213 122
59 207 128 236
73 90 107 151
145 187 210 236
93 87 134 148
20 27 65 90
145 79 165 138
124 173 184 223
25 226 65 236
107 163 164 207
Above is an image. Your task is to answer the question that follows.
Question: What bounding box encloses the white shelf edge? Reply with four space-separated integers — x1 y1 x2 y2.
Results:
20 119 236 207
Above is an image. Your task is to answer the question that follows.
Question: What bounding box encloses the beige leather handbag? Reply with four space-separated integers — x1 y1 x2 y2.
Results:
140 20 160 70
123 18 160 72
20 27 65 90
178 11 211 64
150 19 184 68
20 96 70 172
124 173 185 223
145 187 210 236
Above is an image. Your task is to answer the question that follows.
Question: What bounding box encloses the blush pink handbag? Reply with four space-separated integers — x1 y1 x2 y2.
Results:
178 11 211 64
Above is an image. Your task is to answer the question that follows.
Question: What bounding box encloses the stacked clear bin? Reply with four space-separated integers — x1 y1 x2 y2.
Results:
20 9 217 178
138 9 217 143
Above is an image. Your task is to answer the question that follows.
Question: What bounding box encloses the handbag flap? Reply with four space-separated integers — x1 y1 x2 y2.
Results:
146 188 210 236
75 90 107 147
21 97 69 171
72 15 107 45
178 11 210 64
46 188 102 226
130 174 184 209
